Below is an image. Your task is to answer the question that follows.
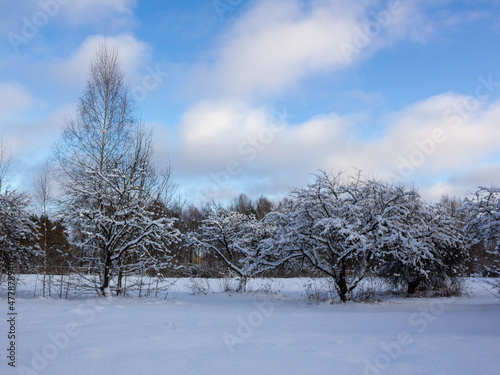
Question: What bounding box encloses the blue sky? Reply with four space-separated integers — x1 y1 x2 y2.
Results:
1 0 500 205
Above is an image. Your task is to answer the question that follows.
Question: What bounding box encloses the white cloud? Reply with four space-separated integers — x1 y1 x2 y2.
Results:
0 82 36 121
0 102 76 192
57 0 136 28
50 33 151 89
449 165 500 191
175 98 361 201
63 0 134 15
0 0 136 40
376 95 500 177
191 0 436 98
149 123 175 170
175 94 500 202
3 104 74 157
418 163 500 202
176 99 271 173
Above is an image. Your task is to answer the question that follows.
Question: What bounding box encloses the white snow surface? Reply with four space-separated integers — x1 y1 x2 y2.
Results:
1 278 499 375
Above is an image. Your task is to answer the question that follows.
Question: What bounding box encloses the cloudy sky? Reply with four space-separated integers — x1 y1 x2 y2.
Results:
1 0 500 205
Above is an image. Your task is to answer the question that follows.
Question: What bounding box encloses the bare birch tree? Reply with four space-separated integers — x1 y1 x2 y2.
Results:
55 44 179 296
33 161 54 297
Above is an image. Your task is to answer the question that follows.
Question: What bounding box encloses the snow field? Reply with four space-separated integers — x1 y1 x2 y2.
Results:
0 278 499 375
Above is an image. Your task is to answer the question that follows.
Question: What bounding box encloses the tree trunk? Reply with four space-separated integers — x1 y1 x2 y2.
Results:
237 276 247 293
337 264 350 302
116 268 123 296
337 278 349 302
100 252 112 296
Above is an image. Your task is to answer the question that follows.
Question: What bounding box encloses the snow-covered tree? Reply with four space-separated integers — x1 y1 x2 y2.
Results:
266 172 408 301
266 172 467 301
55 44 180 296
463 186 500 276
188 205 290 292
379 201 467 294
0 140 40 279
0 190 40 277
0 137 11 193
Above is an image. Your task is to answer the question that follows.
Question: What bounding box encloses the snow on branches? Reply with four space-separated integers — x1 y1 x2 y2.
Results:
265 172 467 301
463 186 500 276
187 205 290 292
379 200 467 294
0 190 40 274
58 128 181 296
55 45 180 296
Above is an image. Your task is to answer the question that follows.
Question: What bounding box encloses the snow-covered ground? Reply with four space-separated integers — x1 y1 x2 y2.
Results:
1 277 499 375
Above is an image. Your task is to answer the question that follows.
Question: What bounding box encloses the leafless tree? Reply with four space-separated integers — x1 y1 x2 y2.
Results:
231 193 255 216
0 136 11 192
33 161 54 297
463 186 500 277
55 44 180 296
255 196 274 220
267 171 466 301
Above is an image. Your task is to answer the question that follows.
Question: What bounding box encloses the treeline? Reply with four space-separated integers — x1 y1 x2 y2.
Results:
0 45 499 302
1 172 499 301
